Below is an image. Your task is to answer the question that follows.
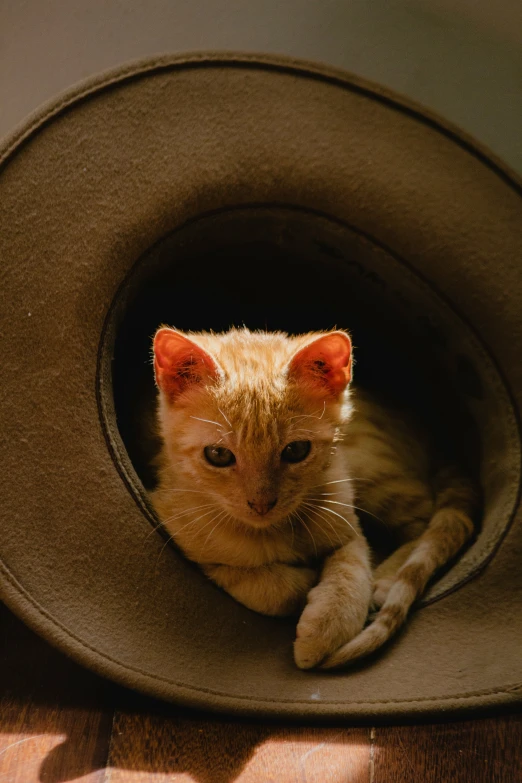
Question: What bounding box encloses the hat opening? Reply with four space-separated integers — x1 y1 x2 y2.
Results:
100 204 520 604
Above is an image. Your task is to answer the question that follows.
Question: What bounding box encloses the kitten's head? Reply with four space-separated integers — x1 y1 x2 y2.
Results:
153 327 353 529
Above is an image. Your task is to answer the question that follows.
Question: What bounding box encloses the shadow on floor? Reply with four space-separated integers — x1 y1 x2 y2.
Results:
1 604 363 783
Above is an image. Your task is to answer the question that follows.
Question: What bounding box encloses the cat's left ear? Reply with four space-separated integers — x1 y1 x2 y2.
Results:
288 331 352 398
153 328 220 402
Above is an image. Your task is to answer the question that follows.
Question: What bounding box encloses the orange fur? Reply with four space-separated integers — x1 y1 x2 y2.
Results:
149 327 477 669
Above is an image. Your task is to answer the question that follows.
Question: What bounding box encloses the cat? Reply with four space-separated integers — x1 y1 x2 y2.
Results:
149 326 477 669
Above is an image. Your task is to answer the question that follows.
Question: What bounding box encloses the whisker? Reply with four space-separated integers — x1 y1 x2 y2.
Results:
201 510 228 555
155 510 219 565
309 477 375 489
184 509 227 549
153 504 221 565
177 510 227 552
302 506 337 549
308 498 358 508
143 502 216 541
170 506 220 537
190 416 223 427
302 503 344 547
218 408 233 429
288 514 296 549
154 488 213 497
142 518 170 544
161 502 217 526
287 404 326 423
155 533 176 567
294 510 318 556
220 514 233 535
309 497 389 528
306 502 359 536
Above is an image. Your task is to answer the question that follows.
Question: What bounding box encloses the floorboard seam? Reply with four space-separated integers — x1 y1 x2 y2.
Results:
101 708 117 783
369 726 376 783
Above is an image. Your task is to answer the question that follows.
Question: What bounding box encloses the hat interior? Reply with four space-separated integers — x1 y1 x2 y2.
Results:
100 204 520 604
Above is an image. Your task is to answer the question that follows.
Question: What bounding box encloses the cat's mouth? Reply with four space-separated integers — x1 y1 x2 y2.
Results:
233 510 283 530
231 501 302 531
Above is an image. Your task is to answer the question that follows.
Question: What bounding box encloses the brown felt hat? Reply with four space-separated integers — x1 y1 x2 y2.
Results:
1 53 522 720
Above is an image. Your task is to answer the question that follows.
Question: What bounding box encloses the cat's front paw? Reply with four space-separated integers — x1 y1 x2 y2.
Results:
294 584 367 669
371 577 394 610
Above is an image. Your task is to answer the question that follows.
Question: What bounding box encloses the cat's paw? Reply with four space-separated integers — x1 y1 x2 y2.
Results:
294 584 367 669
371 577 394 610
206 563 318 617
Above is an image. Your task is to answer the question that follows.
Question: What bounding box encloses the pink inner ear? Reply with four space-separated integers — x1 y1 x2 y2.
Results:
154 329 218 400
289 332 352 397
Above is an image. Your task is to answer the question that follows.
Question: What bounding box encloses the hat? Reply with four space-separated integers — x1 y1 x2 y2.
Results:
1 53 521 719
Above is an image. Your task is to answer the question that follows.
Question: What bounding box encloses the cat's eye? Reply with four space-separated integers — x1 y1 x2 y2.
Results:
204 445 236 467
281 440 312 464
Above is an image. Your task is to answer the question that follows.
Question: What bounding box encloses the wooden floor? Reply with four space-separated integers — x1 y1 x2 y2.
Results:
1 603 520 783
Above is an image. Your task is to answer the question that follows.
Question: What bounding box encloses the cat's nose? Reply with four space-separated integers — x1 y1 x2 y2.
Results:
247 498 278 516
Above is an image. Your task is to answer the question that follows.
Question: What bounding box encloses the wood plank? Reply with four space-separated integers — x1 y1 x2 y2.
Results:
0 603 114 783
0 699 113 783
373 715 522 783
3 600 521 783
107 710 370 782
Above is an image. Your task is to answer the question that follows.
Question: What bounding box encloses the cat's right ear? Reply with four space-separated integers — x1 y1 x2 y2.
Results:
288 331 352 399
153 328 220 402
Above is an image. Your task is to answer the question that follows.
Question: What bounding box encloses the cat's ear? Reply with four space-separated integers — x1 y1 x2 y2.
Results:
288 331 352 398
153 328 220 401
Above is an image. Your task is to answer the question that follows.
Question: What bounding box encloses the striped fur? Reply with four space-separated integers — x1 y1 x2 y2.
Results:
321 469 477 667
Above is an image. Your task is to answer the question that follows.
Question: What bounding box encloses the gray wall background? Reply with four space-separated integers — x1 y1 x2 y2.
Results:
1 0 521 172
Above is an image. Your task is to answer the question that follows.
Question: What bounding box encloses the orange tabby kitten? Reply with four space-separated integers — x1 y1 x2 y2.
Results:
150 327 476 669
